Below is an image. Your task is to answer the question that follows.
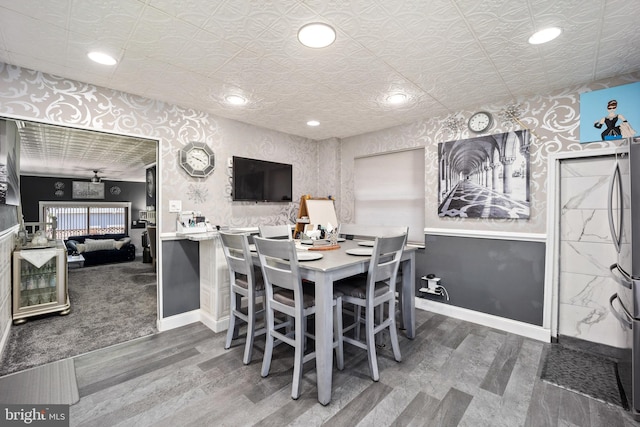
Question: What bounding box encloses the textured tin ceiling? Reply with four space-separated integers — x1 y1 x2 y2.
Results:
1 0 640 179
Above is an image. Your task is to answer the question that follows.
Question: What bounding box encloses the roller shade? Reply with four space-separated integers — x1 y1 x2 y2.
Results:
354 148 425 246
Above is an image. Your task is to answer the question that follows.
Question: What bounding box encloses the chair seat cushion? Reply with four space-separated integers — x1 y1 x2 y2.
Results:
336 279 390 299
235 268 265 291
273 290 316 308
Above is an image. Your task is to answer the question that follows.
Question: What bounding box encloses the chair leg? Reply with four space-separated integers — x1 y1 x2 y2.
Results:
365 304 379 381
225 293 239 350
354 305 362 341
334 298 344 370
291 312 305 399
388 313 402 363
261 307 275 378
243 300 255 365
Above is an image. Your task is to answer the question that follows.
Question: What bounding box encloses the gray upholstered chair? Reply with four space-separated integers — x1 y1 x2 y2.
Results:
258 224 292 240
253 236 344 399
335 233 406 381
337 224 409 333
220 231 265 365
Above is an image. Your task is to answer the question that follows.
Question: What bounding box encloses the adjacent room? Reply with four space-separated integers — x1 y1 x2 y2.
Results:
0 1 639 426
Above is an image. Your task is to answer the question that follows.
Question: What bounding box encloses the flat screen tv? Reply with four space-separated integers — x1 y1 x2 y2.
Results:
232 156 293 202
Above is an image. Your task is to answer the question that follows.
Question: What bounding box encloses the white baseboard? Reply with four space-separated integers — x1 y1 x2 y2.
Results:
415 298 551 342
157 310 201 332
157 310 230 333
200 311 229 333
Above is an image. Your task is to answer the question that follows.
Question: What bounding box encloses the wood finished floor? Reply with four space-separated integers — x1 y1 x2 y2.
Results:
69 310 638 427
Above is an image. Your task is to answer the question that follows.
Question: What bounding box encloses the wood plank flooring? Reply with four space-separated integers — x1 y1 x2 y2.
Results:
68 310 638 426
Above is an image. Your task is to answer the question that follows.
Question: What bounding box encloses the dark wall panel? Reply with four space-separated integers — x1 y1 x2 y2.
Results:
417 234 545 326
161 239 200 317
20 175 145 222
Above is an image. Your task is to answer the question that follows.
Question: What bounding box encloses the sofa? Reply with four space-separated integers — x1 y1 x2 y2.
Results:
64 233 136 267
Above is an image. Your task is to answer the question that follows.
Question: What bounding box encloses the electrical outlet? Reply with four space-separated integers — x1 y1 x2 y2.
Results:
169 200 182 213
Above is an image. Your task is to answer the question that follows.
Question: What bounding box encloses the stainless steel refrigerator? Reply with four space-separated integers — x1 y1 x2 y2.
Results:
609 136 640 419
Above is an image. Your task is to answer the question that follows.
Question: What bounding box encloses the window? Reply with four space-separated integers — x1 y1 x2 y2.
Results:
354 148 425 246
39 202 130 240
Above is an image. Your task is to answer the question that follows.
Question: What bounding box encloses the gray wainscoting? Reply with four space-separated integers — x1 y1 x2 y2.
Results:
417 234 545 326
161 239 200 317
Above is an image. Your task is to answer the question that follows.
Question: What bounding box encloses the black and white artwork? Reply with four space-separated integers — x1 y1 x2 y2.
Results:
146 165 156 208
438 130 531 219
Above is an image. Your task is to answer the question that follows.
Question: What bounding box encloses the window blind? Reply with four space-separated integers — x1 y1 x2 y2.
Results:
354 148 425 245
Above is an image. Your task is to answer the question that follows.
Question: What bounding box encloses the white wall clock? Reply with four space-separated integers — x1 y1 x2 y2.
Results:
468 111 493 133
179 141 215 178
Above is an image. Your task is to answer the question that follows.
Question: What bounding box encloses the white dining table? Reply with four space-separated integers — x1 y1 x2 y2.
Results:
258 238 417 405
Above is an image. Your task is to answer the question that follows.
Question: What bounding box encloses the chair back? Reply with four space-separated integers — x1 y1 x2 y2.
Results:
253 237 303 304
219 231 257 286
258 224 292 240
339 224 408 240
367 234 407 295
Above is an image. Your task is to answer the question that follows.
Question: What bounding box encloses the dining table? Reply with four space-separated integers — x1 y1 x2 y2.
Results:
252 238 417 405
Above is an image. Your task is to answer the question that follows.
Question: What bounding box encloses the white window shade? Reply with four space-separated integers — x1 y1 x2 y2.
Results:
354 148 425 245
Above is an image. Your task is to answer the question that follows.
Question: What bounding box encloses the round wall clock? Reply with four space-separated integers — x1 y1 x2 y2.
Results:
179 141 215 178
468 111 493 133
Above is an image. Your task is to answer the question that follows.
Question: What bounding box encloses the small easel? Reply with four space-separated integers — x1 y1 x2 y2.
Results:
294 195 337 239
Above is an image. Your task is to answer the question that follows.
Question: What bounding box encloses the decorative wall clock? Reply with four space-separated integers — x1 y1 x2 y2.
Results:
468 111 493 133
179 141 215 178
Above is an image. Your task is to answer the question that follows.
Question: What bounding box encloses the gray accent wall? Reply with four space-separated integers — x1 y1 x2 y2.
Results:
161 239 200 317
417 234 545 326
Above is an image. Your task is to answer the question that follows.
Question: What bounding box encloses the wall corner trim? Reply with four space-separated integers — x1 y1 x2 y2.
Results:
415 297 551 342
200 311 229 333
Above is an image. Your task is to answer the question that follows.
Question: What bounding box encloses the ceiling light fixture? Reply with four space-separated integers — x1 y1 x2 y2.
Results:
528 27 562 45
226 95 247 105
307 120 320 127
386 93 407 105
87 51 117 65
298 23 336 48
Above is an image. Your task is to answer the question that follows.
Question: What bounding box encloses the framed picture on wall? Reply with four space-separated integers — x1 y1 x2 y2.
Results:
437 130 531 219
580 81 640 143
72 181 104 199
145 165 156 208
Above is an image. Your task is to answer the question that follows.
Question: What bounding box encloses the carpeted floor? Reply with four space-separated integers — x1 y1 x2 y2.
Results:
0 259 157 377
540 344 628 409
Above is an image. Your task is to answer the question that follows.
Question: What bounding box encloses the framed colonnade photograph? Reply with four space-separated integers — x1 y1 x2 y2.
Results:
437 130 531 219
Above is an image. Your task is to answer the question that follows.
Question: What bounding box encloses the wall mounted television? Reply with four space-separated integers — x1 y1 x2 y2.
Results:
232 156 293 202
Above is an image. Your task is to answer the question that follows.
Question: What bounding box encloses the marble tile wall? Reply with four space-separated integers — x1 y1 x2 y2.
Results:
558 155 630 348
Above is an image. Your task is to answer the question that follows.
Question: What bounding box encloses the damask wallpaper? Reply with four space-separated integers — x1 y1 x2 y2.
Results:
0 61 639 237
0 62 319 233
336 72 640 235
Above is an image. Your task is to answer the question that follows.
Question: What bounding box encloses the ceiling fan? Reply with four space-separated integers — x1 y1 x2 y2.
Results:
90 170 102 183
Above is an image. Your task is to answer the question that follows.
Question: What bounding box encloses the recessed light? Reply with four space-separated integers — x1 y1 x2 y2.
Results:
87 51 117 65
298 23 336 48
386 93 407 105
307 120 320 127
528 27 562 45
226 95 247 105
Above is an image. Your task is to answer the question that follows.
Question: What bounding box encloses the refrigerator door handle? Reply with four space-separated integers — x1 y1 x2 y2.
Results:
610 293 633 329
607 162 623 253
610 263 633 289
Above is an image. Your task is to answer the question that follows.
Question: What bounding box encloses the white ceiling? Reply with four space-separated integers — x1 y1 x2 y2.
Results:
1 0 640 179
15 120 156 182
